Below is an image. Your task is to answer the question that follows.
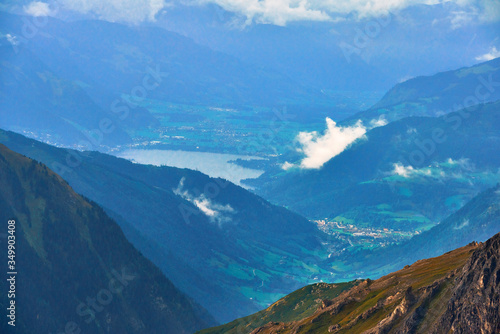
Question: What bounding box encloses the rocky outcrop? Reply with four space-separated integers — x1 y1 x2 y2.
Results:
246 232 500 334
430 233 500 334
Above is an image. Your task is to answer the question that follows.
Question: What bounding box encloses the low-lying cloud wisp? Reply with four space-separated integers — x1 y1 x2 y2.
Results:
173 177 235 226
475 46 500 61
391 158 475 179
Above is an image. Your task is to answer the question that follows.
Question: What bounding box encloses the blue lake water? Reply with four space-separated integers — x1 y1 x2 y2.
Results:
117 149 264 187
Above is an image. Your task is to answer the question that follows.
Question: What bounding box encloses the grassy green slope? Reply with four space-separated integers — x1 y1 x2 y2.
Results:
210 238 489 333
199 281 357 334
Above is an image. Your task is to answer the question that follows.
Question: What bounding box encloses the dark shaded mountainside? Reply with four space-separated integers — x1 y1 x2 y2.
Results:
0 129 331 323
204 231 500 334
0 144 215 333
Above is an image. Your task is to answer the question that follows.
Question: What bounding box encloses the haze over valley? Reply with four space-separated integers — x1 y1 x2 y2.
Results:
0 0 499 333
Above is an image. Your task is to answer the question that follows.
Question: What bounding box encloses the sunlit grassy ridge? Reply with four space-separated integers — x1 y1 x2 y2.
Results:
199 281 357 334
208 241 481 333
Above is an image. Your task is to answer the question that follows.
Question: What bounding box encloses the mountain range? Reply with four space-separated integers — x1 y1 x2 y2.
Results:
1 7 499 331
345 57 500 124
0 129 333 323
1 131 497 332
146 2 500 93
256 100 500 234
0 144 215 333
3 1 499 94
253 57 500 237
1 103 499 323
2 52 500 324
0 12 347 149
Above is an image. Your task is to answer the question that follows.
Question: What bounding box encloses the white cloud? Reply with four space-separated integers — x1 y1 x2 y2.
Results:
393 163 415 177
24 1 54 17
281 161 295 170
407 127 418 134
190 0 500 26
475 46 500 61
449 0 500 26
446 157 472 169
197 0 441 25
474 0 500 23
391 158 476 179
392 163 439 178
5 34 19 46
40 0 500 26
449 9 477 29
58 0 169 24
197 0 330 26
290 117 367 169
173 177 235 226
369 116 388 127
282 116 388 170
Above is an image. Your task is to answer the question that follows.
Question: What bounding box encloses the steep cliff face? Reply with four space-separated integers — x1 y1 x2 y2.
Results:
214 232 500 334
431 234 500 334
